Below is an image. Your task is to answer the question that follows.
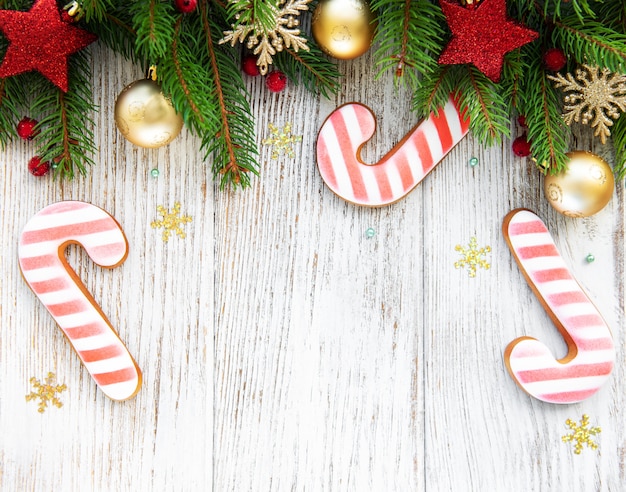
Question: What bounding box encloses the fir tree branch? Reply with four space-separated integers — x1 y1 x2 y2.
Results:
159 2 257 188
202 2 257 187
32 53 96 178
372 0 445 89
552 17 626 73
81 0 111 22
131 0 176 61
273 39 341 98
414 64 455 118
612 114 626 180
172 21 203 122
87 9 138 61
0 76 24 147
518 51 570 173
457 66 511 145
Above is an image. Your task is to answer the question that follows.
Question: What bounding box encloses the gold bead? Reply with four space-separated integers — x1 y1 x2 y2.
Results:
311 0 376 60
543 151 614 217
114 79 183 149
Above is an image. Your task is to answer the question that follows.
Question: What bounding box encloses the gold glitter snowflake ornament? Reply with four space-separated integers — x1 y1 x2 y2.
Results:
220 0 310 75
454 237 491 277
549 64 626 144
262 122 302 159
562 414 601 455
151 202 192 242
26 372 67 413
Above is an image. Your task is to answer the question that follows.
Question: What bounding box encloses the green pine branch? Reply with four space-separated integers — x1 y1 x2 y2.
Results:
273 38 341 98
81 0 112 22
225 0 279 32
160 3 258 188
457 66 511 145
131 0 176 61
612 114 626 180
372 0 445 90
552 17 626 73
86 6 138 62
518 49 570 173
32 52 97 178
414 64 458 118
0 76 24 147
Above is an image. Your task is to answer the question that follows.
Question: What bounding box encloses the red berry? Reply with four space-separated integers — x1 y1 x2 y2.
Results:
28 156 50 176
265 71 287 93
517 115 527 128
175 0 197 13
242 55 260 77
512 134 532 157
543 48 567 72
17 117 39 140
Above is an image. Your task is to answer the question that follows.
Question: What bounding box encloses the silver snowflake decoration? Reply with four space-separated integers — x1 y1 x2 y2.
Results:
549 64 626 144
220 0 310 75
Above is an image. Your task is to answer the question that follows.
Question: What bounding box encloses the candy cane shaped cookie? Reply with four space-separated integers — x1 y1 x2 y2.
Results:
503 209 614 404
19 201 141 401
316 96 470 206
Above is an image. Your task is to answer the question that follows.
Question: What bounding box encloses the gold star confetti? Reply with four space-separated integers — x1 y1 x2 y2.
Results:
454 236 491 277
262 122 302 159
548 64 626 144
151 202 192 242
25 372 67 413
562 414 601 455
220 0 310 75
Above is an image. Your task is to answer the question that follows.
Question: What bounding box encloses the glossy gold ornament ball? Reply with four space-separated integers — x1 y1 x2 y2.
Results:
311 0 376 60
543 151 614 217
114 79 183 149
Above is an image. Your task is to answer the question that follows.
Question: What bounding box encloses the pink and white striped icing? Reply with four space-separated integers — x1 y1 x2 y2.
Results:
316 96 470 206
503 209 614 404
19 201 141 401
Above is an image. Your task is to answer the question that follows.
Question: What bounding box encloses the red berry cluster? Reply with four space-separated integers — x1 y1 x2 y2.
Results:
17 116 51 176
241 55 288 93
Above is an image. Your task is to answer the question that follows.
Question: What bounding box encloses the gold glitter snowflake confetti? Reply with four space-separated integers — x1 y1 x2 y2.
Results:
25 372 67 413
220 0 310 75
262 122 302 159
562 414 601 455
454 237 491 277
548 64 626 144
151 202 192 242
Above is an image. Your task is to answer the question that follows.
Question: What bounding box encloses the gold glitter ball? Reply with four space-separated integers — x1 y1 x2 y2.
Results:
114 79 183 148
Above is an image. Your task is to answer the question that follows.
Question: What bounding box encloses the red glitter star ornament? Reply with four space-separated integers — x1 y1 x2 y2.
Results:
0 0 97 92
438 0 538 82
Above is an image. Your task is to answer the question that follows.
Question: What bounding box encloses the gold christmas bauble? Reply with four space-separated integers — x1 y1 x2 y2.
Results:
543 151 614 217
311 0 376 60
114 79 183 148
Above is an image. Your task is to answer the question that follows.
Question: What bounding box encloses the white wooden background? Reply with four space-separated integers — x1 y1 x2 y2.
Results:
1 41 624 491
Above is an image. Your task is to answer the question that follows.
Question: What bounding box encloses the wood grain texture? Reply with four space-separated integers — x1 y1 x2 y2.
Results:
1 42 625 491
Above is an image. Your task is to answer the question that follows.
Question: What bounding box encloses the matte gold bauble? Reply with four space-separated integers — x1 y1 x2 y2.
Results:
543 151 614 217
311 0 376 60
114 79 183 148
